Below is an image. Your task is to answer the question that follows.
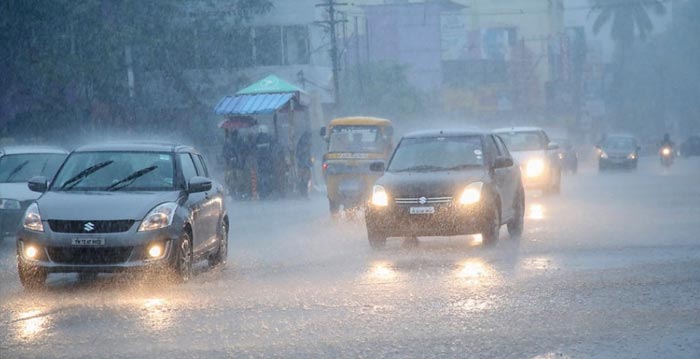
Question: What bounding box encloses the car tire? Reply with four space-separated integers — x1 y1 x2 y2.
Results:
507 187 524 238
329 200 340 215
481 202 500 246
549 169 562 195
18 261 47 290
367 228 386 250
209 222 228 267
171 232 193 283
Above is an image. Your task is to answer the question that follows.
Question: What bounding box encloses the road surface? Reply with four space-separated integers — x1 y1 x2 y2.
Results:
1 157 699 358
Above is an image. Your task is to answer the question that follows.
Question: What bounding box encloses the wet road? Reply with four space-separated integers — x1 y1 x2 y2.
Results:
1 158 700 358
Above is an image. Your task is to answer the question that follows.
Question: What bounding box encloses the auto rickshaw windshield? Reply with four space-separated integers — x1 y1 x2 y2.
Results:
328 126 386 153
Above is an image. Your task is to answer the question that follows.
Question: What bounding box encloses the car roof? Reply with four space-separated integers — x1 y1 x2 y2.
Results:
0 145 68 156
492 126 544 133
402 129 487 139
329 116 393 127
74 142 198 154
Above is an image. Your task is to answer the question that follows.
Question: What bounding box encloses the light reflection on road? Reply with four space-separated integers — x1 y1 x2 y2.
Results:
142 297 175 331
12 308 51 342
453 258 500 286
528 203 545 220
366 261 398 283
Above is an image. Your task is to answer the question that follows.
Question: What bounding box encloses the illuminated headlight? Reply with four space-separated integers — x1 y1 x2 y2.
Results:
459 182 483 205
371 185 389 207
627 153 637 159
661 148 671 156
600 151 608 159
138 202 178 232
525 159 546 178
558 153 564 160
0 199 21 210
22 203 44 232
24 245 39 259
147 243 165 259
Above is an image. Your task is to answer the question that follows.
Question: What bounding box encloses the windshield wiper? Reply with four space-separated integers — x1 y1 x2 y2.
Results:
445 164 480 171
106 166 157 191
393 165 448 173
60 160 114 191
5 160 30 181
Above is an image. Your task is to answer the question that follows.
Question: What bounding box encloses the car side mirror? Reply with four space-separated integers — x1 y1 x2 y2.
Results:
547 142 560 150
28 176 48 193
369 162 385 172
494 157 514 169
188 176 212 193
319 127 327 137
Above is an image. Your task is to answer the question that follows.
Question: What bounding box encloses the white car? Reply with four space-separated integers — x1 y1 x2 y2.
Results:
494 127 562 194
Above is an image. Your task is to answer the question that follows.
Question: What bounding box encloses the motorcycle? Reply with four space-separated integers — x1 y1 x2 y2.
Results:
660 146 674 167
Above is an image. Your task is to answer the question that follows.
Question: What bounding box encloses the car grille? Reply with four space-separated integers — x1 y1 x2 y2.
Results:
47 247 133 265
48 220 135 233
395 196 453 204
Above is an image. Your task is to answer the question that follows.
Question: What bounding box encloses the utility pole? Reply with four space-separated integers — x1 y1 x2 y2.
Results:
315 0 347 107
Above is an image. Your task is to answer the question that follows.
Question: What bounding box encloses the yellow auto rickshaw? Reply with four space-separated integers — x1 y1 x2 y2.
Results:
320 117 394 214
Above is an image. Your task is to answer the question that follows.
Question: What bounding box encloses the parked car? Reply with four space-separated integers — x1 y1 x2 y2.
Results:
680 135 700 157
16 142 228 289
0 146 67 240
364 130 524 249
493 127 562 194
596 134 640 170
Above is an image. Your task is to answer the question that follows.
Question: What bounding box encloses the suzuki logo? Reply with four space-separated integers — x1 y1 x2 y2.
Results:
83 222 95 232
419 197 427 204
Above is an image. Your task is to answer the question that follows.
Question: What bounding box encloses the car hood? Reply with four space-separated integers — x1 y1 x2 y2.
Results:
37 191 182 221
0 183 39 202
377 169 487 198
510 150 546 166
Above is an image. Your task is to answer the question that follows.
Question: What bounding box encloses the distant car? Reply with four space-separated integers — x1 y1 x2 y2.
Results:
596 134 640 170
552 138 578 174
680 135 700 157
493 127 562 194
364 130 524 249
0 146 67 240
16 142 228 289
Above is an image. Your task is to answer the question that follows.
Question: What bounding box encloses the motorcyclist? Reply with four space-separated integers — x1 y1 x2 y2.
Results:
660 133 675 149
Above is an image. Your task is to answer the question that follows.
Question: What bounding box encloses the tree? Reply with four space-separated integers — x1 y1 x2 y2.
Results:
588 0 666 127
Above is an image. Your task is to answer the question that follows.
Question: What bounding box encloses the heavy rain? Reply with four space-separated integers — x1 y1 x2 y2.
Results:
1 1 700 358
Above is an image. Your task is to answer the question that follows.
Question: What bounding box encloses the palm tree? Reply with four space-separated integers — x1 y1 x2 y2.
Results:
589 0 666 66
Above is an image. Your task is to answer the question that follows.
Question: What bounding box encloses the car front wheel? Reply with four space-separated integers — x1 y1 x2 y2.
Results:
209 222 228 267
18 260 47 290
481 203 501 246
367 227 386 250
172 233 193 283
507 188 525 238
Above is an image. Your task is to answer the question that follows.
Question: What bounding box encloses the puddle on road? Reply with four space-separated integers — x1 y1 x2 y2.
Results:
11 308 53 342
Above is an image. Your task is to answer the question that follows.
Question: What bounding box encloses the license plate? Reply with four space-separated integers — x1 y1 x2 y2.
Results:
71 238 105 246
410 206 435 215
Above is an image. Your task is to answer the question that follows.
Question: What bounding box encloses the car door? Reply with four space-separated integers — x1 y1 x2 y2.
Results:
490 135 517 221
178 152 209 254
192 153 223 251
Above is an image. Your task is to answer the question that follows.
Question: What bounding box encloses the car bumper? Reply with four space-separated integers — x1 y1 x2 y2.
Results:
599 158 636 168
16 225 182 273
365 202 489 237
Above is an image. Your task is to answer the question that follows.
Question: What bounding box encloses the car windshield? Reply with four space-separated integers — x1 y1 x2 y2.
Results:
603 137 636 150
51 151 175 192
0 153 66 183
328 126 386 153
497 131 547 151
388 136 483 172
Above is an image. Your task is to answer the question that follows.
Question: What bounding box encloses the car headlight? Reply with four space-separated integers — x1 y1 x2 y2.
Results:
627 153 637 159
138 202 178 232
459 182 483 205
22 202 44 232
600 151 608 159
558 153 564 160
371 185 389 207
0 198 21 210
661 147 671 156
525 159 546 178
